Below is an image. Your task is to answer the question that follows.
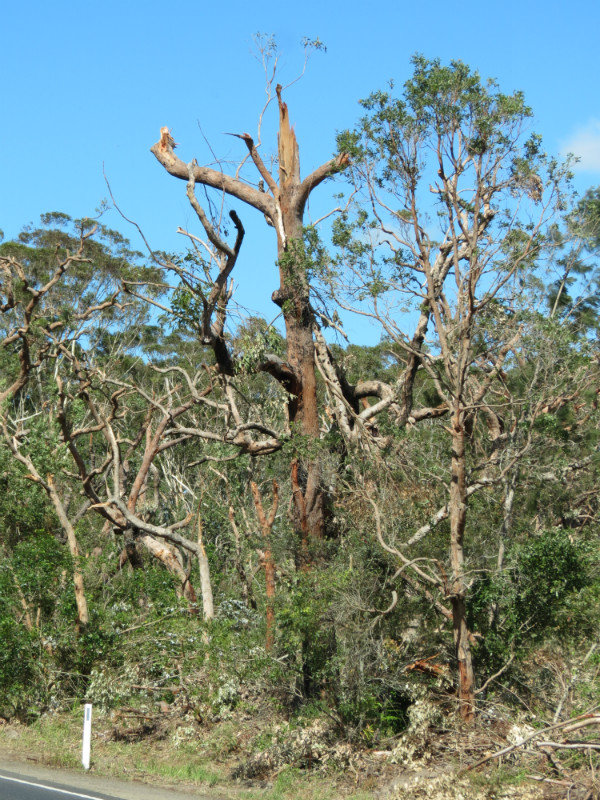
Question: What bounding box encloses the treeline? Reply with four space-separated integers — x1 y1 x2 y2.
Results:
0 56 598 735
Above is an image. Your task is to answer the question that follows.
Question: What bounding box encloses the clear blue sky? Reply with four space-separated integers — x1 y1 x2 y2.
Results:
2 0 599 341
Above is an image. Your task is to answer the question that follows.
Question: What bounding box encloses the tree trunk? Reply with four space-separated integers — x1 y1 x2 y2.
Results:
250 481 279 652
47 475 89 630
197 514 214 622
150 86 350 555
449 412 475 722
273 90 324 551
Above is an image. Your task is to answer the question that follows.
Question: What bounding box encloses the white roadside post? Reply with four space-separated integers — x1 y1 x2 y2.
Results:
81 703 92 770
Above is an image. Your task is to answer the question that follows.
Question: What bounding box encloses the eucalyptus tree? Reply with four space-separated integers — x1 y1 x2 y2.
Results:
328 57 575 719
149 44 351 556
146 48 458 560
146 52 586 714
0 214 135 628
0 214 171 629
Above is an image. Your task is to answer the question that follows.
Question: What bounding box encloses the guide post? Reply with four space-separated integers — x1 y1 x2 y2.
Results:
81 703 92 770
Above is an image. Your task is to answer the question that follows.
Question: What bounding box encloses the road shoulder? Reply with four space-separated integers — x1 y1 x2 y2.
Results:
0 755 221 800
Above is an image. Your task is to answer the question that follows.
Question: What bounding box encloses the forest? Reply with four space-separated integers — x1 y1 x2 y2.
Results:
0 54 599 798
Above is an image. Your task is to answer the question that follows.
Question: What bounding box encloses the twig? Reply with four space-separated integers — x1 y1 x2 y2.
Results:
537 741 600 751
475 655 514 695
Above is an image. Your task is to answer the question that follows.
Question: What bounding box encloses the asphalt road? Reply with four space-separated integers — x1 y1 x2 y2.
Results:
0 763 215 800
0 770 123 800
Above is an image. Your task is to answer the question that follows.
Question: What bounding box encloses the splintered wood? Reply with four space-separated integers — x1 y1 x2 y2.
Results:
276 84 299 188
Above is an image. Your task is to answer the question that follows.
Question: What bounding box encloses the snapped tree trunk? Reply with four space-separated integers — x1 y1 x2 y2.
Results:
271 88 324 553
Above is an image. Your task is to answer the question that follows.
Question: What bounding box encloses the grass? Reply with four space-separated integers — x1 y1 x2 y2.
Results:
5 713 82 770
134 760 222 786
242 766 376 800
0 709 373 800
466 764 534 793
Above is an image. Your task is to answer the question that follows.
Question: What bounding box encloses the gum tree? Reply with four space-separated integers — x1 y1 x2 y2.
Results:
331 57 572 719
0 215 202 627
150 56 349 552
0 216 129 629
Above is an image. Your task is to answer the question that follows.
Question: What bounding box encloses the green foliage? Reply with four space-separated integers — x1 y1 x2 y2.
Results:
0 618 40 718
470 528 592 682
0 212 156 291
513 529 586 633
235 317 285 374
338 55 533 178
0 454 50 549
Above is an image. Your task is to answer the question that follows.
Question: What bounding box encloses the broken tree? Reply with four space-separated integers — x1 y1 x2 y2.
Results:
151 85 349 553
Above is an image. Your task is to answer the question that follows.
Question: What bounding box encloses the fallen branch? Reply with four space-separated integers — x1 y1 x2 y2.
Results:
461 705 600 773
536 741 600 751
525 775 577 788
561 715 600 735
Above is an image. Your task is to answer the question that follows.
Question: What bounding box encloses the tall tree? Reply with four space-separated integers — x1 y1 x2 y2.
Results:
0 215 175 628
150 76 349 554
331 56 573 719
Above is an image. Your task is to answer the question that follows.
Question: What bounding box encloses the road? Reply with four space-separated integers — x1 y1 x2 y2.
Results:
0 769 122 800
0 763 217 800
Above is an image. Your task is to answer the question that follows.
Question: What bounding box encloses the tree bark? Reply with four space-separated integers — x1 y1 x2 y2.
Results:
251 481 279 652
197 513 214 622
47 474 89 630
449 411 475 722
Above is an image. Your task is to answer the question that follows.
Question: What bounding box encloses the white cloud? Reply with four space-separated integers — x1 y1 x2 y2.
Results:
561 119 600 172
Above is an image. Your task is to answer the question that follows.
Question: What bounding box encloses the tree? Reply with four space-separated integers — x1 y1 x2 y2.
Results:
149 53 349 555
330 56 575 719
2 51 597 732
0 215 125 629
0 214 186 628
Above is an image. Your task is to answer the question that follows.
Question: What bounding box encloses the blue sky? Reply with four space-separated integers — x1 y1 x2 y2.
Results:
2 0 599 341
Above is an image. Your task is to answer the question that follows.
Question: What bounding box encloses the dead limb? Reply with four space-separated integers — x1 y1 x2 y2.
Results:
461 706 600 773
